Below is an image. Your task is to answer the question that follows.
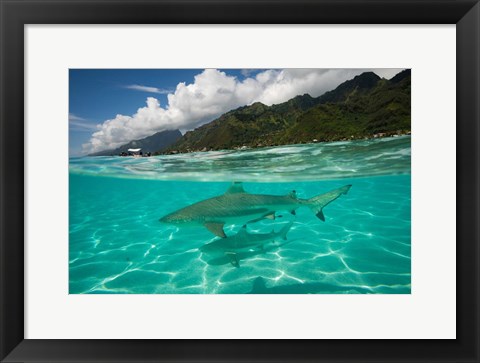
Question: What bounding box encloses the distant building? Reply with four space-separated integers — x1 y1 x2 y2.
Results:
128 148 142 156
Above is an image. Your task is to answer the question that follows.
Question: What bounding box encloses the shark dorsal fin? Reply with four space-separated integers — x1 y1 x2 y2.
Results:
251 277 267 293
225 182 246 194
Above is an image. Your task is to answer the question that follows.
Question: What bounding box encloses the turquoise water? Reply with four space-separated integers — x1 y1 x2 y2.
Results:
69 136 411 294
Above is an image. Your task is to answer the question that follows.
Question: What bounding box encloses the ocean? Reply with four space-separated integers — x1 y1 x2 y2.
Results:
69 136 411 294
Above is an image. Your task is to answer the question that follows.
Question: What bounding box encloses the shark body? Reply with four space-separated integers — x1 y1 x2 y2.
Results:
160 182 351 238
199 222 293 267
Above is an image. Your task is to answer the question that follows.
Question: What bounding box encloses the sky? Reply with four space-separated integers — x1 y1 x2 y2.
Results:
69 68 404 156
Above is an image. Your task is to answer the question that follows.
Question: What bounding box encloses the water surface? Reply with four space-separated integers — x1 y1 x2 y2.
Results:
69 136 411 294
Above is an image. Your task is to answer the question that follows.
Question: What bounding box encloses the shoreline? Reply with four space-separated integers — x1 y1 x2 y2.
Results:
81 130 411 158
160 130 411 156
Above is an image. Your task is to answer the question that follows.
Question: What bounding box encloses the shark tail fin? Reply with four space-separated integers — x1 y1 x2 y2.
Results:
306 185 351 221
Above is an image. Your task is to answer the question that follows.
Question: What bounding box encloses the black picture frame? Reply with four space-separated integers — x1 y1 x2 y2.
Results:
1 0 479 362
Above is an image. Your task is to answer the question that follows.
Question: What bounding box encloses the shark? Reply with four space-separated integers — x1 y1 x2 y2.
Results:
199 221 294 267
160 182 351 238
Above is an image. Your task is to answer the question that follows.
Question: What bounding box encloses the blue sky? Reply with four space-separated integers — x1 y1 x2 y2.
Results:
69 69 265 155
70 68 403 156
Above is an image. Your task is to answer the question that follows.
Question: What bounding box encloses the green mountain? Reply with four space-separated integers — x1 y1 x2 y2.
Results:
282 70 411 143
162 70 411 153
89 129 181 156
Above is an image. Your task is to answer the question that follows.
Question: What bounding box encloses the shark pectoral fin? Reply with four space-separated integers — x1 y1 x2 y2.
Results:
316 210 325 222
204 222 227 238
290 210 296 215
237 225 248 236
225 252 240 268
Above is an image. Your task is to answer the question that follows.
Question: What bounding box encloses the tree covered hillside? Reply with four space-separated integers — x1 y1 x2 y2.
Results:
162 69 411 153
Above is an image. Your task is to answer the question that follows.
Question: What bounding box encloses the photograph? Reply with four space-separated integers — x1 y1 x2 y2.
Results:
2 0 478 360
69 68 411 294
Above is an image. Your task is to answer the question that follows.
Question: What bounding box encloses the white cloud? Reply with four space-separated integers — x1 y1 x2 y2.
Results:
83 68 404 154
69 114 98 131
240 69 258 77
125 84 172 94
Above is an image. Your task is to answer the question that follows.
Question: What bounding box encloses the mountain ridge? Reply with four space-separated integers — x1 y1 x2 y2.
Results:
161 69 410 153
